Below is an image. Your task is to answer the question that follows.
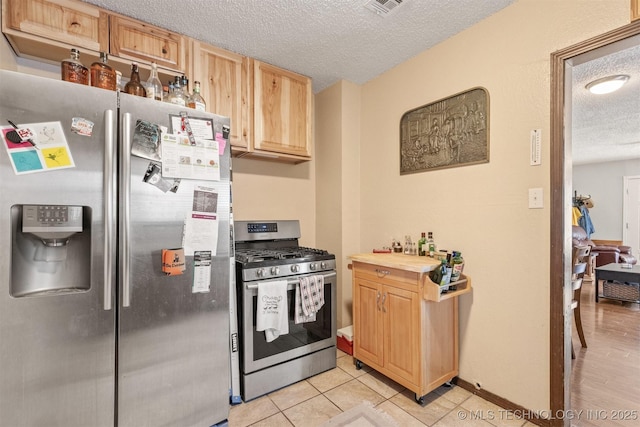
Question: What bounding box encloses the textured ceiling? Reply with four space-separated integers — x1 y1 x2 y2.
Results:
83 0 516 93
572 41 640 165
81 0 639 165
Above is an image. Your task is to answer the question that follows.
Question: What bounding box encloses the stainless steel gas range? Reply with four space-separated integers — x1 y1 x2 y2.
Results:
234 220 337 401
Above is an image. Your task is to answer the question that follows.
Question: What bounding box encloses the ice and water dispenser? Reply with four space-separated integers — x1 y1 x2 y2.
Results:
10 204 92 297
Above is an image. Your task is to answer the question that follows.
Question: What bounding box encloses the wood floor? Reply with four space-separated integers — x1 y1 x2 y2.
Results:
570 277 640 426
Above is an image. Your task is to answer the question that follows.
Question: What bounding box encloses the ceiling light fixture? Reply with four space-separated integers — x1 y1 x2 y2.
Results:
585 74 630 94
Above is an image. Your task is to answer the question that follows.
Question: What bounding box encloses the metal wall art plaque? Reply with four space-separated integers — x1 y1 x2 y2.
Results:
400 87 489 175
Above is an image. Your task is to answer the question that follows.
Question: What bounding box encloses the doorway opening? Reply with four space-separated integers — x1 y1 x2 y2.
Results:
550 20 640 426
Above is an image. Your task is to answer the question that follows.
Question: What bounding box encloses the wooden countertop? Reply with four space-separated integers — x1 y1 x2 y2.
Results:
348 253 441 273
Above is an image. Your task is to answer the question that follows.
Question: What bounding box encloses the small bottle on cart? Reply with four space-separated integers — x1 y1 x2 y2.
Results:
449 251 465 288
418 232 426 256
427 232 436 257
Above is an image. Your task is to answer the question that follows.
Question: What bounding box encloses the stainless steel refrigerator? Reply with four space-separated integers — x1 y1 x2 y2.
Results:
0 70 231 427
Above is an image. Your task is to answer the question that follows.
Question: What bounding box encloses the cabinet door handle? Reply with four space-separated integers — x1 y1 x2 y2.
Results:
376 291 381 311
381 292 387 313
375 268 390 277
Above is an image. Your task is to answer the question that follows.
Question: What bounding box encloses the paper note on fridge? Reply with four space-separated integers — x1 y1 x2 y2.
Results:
192 251 212 293
182 186 219 256
160 133 220 181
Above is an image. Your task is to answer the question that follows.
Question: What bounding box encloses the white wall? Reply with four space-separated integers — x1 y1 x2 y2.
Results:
231 157 317 247
574 159 640 241
315 80 361 328
317 0 629 412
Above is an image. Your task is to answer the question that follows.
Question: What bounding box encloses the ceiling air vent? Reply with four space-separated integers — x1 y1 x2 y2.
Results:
364 0 404 16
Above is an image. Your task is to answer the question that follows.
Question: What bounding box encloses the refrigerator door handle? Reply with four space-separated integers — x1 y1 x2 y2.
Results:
121 112 132 307
104 109 115 311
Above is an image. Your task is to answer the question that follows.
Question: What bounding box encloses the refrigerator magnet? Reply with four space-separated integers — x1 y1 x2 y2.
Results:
162 248 185 276
71 118 94 137
131 120 161 161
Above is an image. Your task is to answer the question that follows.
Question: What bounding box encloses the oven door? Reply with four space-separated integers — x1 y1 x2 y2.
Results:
241 271 336 374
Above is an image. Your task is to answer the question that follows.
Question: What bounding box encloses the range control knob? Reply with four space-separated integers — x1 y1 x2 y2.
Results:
256 268 265 278
310 263 317 271
290 264 300 273
270 266 280 276
320 262 327 269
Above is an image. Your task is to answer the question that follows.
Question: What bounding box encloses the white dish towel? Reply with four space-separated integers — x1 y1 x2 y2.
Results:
256 280 289 342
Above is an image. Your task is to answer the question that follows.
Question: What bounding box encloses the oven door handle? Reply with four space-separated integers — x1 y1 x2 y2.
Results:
245 272 336 290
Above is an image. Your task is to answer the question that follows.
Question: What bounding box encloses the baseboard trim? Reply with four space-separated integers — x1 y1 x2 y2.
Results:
453 377 550 427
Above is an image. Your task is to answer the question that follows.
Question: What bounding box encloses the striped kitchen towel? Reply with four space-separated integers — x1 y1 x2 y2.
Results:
299 275 325 317
295 284 316 324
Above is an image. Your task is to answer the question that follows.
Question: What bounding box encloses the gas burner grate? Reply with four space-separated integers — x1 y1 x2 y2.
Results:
235 246 331 264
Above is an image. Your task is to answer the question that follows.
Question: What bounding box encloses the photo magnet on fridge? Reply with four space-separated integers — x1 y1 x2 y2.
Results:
131 120 161 161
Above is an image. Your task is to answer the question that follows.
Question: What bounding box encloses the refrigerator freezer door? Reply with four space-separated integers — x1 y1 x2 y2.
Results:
117 94 231 426
0 70 116 426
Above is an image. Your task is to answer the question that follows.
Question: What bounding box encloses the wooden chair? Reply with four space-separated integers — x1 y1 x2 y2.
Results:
571 245 590 359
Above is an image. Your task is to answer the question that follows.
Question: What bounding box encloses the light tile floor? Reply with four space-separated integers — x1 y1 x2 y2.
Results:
229 350 537 426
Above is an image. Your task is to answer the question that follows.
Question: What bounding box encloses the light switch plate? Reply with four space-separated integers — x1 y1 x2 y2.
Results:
529 188 543 209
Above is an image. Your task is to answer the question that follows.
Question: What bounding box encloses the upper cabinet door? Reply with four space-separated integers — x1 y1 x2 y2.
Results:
3 0 108 52
253 60 312 160
191 41 250 153
110 15 185 72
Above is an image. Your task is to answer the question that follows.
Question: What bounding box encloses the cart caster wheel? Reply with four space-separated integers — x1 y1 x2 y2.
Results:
415 394 425 405
355 359 363 370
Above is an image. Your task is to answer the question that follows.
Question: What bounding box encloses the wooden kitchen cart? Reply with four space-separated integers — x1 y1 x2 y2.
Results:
348 253 472 404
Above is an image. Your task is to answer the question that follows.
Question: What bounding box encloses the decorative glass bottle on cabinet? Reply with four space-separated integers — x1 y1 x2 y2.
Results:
124 62 147 97
145 62 163 101
90 52 116 91
188 81 206 111
61 48 89 85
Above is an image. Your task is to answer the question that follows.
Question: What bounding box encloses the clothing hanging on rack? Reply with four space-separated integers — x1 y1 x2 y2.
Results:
573 192 595 237
572 206 581 226
578 205 595 237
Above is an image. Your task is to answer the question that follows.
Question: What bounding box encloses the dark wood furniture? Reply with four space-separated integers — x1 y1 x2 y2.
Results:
595 263 640 303
571 246 590 359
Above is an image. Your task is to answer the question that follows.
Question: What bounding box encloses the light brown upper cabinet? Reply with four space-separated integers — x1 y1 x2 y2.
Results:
191 41 250 154
109 15 185 72
2 0 108 60
189 52 314 163
2 0 185 78
252 60 313 163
